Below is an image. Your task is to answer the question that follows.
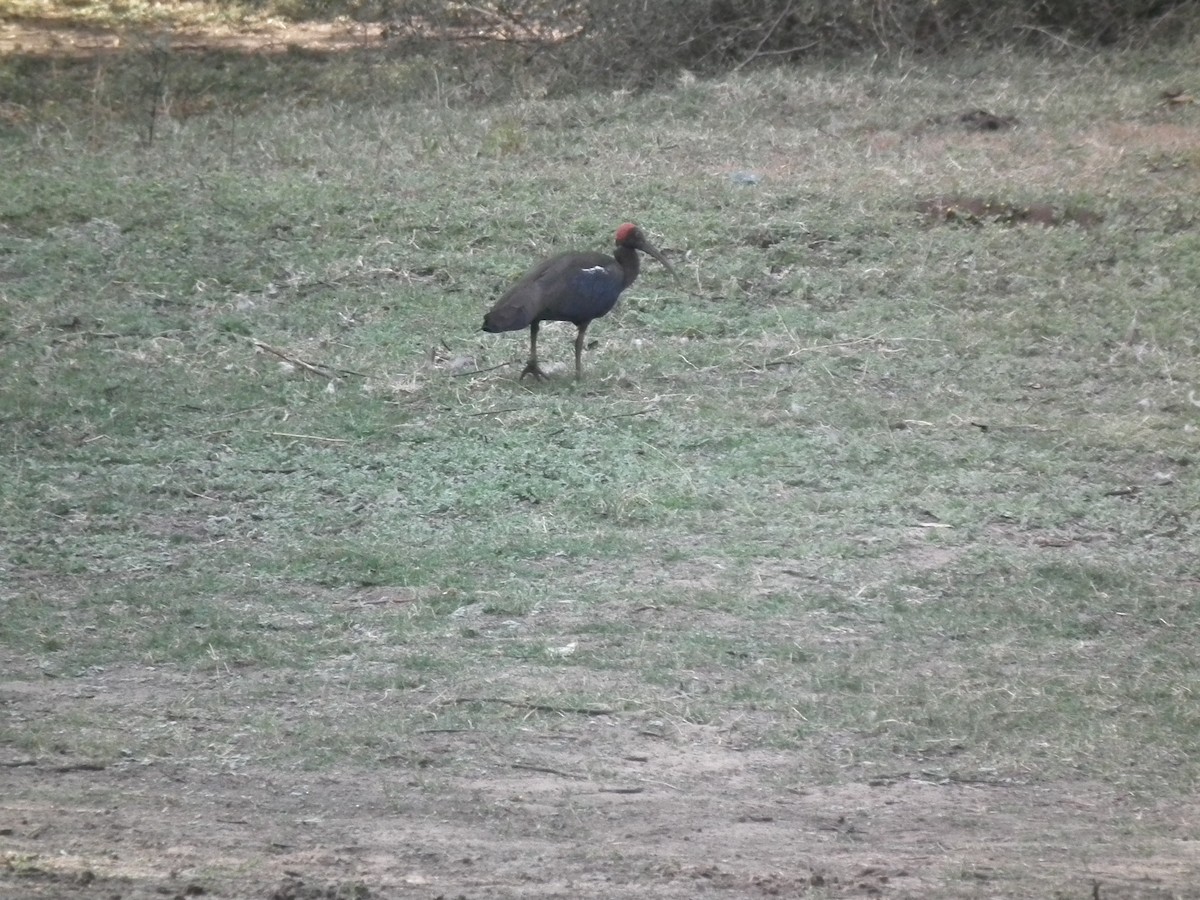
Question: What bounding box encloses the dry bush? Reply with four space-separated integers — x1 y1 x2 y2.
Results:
355 0 1199 94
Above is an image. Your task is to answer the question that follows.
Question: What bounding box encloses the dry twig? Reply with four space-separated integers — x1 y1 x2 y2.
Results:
251 339 367 378
512 762 587 779
451 360 512 377
264 431 351 444
445 697 613 716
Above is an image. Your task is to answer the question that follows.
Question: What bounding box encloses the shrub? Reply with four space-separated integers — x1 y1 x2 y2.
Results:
367 0 1199 92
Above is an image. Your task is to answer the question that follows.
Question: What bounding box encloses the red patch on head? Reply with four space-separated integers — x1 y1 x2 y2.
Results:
615 222 639 243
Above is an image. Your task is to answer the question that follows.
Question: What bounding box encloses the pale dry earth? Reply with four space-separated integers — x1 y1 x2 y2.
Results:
4 662 1200 899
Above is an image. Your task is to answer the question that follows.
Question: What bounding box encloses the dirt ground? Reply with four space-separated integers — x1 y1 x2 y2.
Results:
0 17 385 58
3 666 1198 900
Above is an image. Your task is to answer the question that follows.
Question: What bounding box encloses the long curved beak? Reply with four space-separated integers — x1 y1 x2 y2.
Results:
637 237 676 277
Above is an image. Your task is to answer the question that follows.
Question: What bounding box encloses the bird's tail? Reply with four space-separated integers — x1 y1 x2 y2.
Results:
482 306 533 333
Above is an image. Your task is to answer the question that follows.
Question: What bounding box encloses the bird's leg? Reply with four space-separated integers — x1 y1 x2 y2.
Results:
519 321 548 380
573 322 590 380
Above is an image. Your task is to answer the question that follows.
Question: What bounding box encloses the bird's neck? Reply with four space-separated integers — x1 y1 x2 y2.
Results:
614 245 641 289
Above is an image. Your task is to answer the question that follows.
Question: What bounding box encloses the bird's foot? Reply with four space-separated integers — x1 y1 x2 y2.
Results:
518 360 549 381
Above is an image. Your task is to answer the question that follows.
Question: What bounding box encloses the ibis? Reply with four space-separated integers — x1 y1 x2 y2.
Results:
481 222 673 380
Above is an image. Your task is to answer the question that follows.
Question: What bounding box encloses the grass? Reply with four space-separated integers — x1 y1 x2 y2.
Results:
2 12 1200 895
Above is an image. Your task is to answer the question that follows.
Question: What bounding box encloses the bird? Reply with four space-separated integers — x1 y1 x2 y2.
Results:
481 222 673 381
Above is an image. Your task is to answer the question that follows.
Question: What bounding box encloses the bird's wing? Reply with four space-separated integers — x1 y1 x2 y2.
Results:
549 256 623 322
483 252 620 331
514 253 618 319
564 262 617 297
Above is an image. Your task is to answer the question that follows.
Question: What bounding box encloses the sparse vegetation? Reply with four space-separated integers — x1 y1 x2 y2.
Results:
2 3 1200 898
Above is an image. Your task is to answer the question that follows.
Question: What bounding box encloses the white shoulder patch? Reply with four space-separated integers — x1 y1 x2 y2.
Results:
580 265 606 275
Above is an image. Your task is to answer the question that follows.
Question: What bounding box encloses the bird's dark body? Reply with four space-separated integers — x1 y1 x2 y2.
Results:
483 251 633 331
481 223 670 380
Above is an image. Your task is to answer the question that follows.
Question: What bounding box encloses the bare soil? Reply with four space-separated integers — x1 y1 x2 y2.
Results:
0 18 386 59
3 665 1199 899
